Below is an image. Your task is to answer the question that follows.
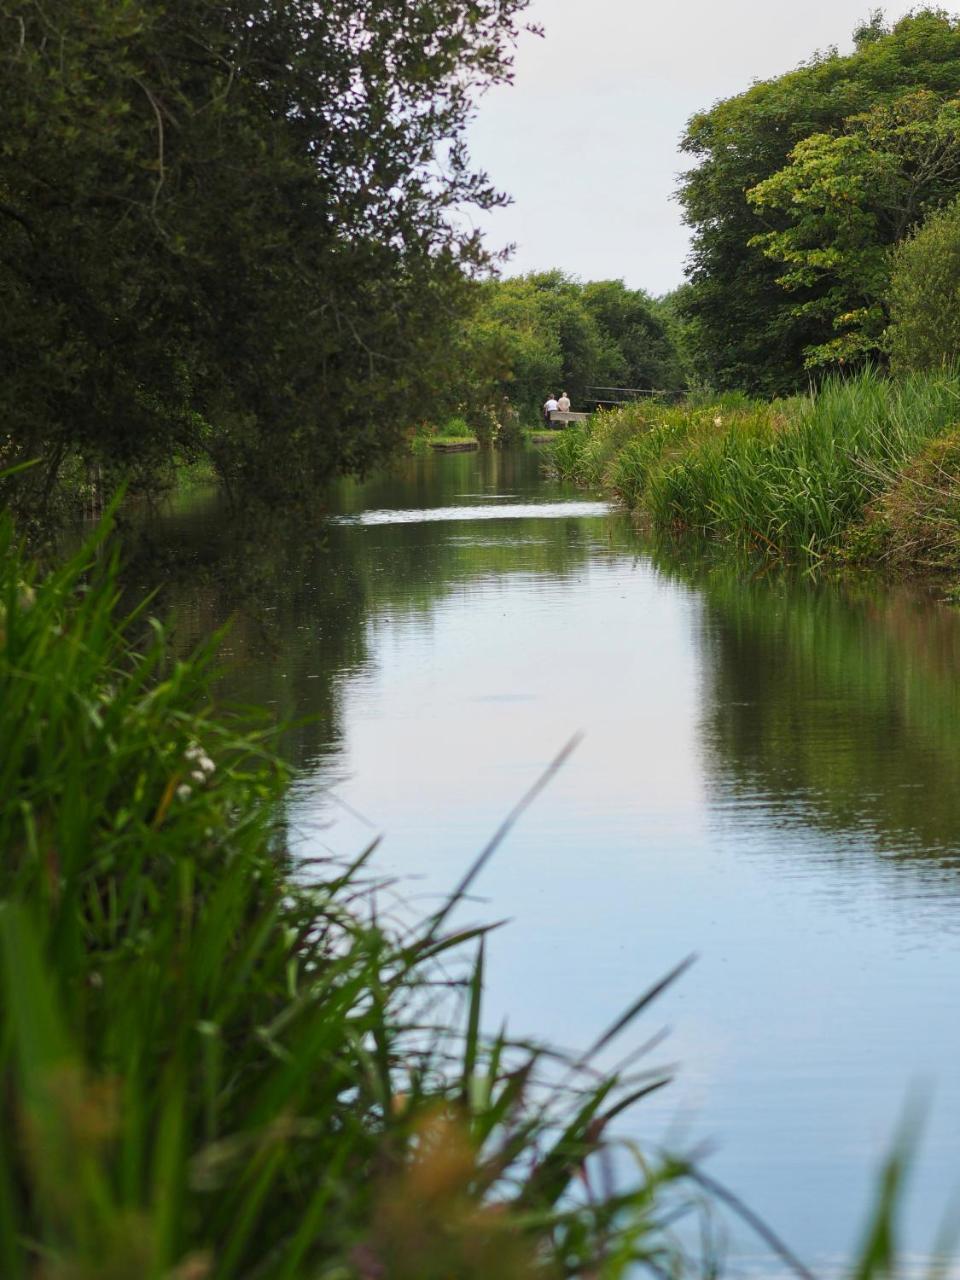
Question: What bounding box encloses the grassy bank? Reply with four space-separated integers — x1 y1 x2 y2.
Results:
551 371 960 570
410 410 537 454
0 510 719 1279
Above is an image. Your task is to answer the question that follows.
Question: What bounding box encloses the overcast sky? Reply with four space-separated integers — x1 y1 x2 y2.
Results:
465 0 923 296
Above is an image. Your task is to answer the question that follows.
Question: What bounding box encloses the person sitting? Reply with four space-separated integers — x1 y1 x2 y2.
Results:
543 394 559 425
557 391 571 413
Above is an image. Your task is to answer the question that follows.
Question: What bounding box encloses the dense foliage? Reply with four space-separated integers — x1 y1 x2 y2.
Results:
0 0 532 503
748 89 960 368
678 10 960 394
886 195 960 371
464 272 685 422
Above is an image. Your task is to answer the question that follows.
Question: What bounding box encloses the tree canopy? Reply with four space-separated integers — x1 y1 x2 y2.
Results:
0 0 532 499
466 272 684 419
748 89 960 367
678 9 960 395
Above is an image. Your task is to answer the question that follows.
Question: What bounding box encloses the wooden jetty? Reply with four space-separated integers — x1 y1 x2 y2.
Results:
548 410 589 426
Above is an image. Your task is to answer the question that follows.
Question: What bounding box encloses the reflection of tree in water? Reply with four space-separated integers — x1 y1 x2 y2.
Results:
120 450 597 772
654 546 960 862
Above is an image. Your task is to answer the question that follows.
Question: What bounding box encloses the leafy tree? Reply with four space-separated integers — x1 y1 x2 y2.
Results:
678 10 960 394
653 285 703 390
471 273 682 419
886 195 960 370
0 0 532 502
467 279 563 418
748 90 960 366
581 280 682 391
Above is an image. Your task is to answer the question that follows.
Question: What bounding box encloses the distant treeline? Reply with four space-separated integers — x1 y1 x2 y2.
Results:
452 271 690 425
677 9 960 395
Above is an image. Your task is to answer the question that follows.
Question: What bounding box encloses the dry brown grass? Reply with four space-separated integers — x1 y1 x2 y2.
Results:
865 426 960 569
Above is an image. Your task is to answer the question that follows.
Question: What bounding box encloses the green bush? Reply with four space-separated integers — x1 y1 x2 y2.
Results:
887 197 960 372
861 426 960 568
440 415 473 439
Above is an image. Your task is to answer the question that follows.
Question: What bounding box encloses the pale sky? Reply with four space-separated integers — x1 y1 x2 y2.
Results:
466 0 923 296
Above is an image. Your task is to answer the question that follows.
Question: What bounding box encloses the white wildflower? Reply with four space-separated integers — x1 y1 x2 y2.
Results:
183 744 215 785
177 783 193 801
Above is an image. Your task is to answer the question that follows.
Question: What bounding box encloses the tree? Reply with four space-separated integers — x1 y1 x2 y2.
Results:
886 195 960 370
0 0 533 501
678 10 960 394
468 273 604 416
580 280 682 391
469 273 683 420
748 90 960 367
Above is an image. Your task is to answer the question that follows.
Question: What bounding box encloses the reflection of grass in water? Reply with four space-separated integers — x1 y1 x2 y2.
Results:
655 545 960 860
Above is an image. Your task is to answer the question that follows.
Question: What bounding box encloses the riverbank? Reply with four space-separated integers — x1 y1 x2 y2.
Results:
550 370 960 575
409 412 556 454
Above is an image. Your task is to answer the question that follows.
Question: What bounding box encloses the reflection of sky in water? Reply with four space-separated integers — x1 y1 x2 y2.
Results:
296 506 960 1275
331 500 611 525
146 452 960 1277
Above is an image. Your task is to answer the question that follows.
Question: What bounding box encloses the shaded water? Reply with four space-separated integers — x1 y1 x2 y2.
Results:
137 449 960 1276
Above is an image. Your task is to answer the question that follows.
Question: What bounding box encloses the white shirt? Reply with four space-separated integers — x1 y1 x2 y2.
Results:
557 395 571 411
543 398 559 413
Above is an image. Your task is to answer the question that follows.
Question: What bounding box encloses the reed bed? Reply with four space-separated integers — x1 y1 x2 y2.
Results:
552 371 960 564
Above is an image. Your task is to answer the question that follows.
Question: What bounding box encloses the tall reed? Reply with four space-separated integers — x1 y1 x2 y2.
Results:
553 370 960 562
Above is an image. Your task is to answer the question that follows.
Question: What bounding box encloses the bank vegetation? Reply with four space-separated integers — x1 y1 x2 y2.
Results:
551 369 960 574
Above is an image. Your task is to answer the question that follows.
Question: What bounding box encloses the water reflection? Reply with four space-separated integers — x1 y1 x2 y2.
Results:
122 449 606 771
656 550 960 869
124 450 960 1274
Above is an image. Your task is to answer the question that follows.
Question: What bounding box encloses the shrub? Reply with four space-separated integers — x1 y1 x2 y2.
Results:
887 197 960 373
441 415 473 438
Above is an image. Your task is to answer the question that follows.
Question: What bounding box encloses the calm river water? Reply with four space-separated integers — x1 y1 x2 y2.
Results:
139 448 960 1277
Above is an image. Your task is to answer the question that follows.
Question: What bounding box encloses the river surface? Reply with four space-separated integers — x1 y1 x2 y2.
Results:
137 448 960 1277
